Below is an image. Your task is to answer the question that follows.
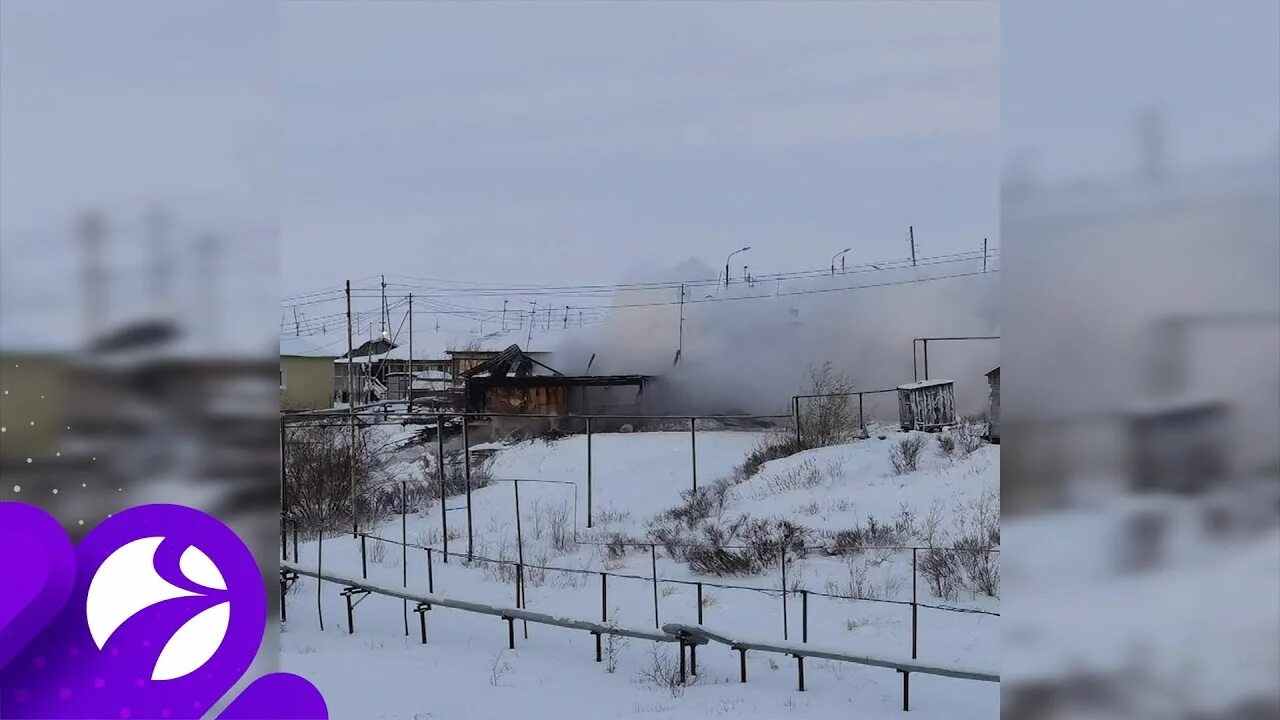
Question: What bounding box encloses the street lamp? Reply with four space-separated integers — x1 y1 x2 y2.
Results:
831 247 852 275
725 246 751 286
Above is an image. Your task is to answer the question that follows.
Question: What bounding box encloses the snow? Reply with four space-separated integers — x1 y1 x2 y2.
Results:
281 426 999 718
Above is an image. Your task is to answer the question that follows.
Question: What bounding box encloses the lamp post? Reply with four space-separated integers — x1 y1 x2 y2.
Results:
831 247 851 275
724 246 751 287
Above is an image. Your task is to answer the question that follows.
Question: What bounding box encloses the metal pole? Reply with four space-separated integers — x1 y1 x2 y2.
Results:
463 418 474 560
690 417 697 493
781 549 789 641
426 547 434 593
859 393 866 436
407 294 413 411
360 533 368 579
651 544 659 629
402 481 408 636
802 590 808 643
909 225 916 266
514 479 528 639
983 238 988 272
692 582 703 676
345 280 357 536
913 340 919 382
923 339 929 381
437 414 448 563
793 396 802 448
797 656 805 691
279 417 287 560
316 530 325 631
585 417 593 528
912 548 919 659
292 523 298 563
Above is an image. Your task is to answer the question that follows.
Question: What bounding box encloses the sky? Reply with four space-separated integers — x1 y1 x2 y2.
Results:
279 2 1000 304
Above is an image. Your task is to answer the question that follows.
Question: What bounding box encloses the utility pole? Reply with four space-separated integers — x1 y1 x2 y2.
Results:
527 302 536 346
380 275 387 336
563 306 569 329
909 226 917 267
345 280 357 535
983 238 988 272
502 300 508 331
292 306 300 336
677 284 685 362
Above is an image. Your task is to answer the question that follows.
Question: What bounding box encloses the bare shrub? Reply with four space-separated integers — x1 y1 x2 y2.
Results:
825 514 904 554
938 434 956 457
367 540 387 565
918 548 962 601
889 434 926 475
603 610 628 673
796 362 859 448
638 647 687 697
949 419 986 456
421 450 493 502
737 430 806 479
489 651 512 686
760 460 826 496
594 506 632 525
603 533 631 561
284 422 387 533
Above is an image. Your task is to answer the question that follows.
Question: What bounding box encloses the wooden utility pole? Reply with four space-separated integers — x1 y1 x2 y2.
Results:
983 238 988 272
909 226 917 267
677 284 685 364
346 280 357 535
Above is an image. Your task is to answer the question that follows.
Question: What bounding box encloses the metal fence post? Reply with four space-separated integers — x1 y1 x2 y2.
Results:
859 392 866 436
585 417 593 528
802 590 808 644
360 533 368 579
781 548 789 641
793 396 802 447
437 413 448 563
463 418 474 560
316 530 325 632
651 544 659 629
690 417 697 493
402 481 408 636
426 547 434 593
911 547 919 659
692 582 703 675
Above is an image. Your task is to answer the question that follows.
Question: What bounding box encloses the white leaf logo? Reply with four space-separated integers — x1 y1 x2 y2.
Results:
85 536 229 681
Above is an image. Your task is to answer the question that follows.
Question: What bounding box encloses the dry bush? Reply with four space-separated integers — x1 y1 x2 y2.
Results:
796 362 860 448
949 419 986 457
889 434 927 475
760 460 826 496
603 610 628 673
938 434 956 457
594 506 632 525
284 422 387 533
366 539 387 565
638 647 688 697
737 430 806 480
421 450 493 502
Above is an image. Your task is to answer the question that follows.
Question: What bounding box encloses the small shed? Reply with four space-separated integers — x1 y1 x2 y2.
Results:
897 379 956 432
986 366 1001 443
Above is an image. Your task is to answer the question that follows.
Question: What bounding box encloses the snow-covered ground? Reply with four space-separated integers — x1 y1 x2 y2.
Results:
282 425 999 718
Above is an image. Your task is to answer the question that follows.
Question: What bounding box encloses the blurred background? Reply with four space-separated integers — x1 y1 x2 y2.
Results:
0 0 280 704
1002 1 1279 718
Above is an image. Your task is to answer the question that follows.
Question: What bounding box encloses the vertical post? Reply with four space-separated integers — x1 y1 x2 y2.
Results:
913 340 919 382
514 478 528 639
279 417 287 560
463 418 474 560
585 417 593 528
738 648 747 682
793 396 802 448
983 238 988 272
507 617 515 650
437 414 448 563
345 592 354 634
802 590 808 643
781 548 789 641
280 576 287 622
923 339 929 381
901 670 911 711
797 656 805 691
859 393 866 436
418 606 428 644
345 280 357 536
426 547 434 594
597 572 607 663
909 225 916 267
679 640 687 685
407 294 414 411
316 530 324 631
650 544 659 629
402 481 408 636
689 417 697 493
912 548 919 659
692 582 703 676
677 283 685 360
292 523 298 563
360 534 368 579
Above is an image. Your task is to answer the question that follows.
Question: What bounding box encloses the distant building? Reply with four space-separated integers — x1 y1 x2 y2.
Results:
1127 397 1231 494
279 336 339 411
897 379 956 432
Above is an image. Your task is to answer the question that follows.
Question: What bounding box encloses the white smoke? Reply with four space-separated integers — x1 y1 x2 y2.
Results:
551 255 999 418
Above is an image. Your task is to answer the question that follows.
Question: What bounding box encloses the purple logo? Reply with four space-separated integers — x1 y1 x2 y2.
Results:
0 502 326 719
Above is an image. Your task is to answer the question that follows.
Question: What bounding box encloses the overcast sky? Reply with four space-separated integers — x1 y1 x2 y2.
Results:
279 2 999 302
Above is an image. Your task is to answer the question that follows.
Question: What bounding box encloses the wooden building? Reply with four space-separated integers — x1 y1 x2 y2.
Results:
1127 397 1230 494
897 379 956 432
461 345 649 429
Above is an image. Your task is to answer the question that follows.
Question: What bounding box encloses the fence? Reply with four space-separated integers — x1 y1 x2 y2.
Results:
280 560 997 711
281 511 998 666
791 388 900 444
